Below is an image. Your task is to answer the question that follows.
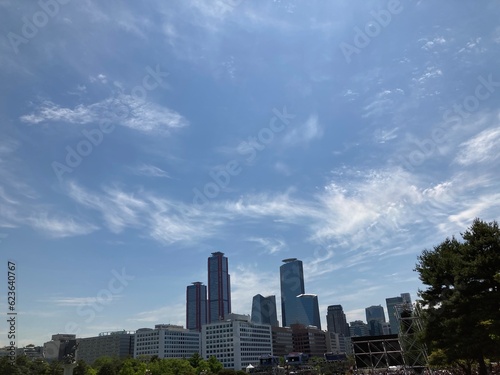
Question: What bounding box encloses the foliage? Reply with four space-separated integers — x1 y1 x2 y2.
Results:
415 218 500 375
0 351 225 375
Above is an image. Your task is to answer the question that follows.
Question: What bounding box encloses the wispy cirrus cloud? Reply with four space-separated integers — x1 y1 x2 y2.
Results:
246 237 286 254
20 95 188 135
455 126 500 166
130 164 170 178
28 213 98 238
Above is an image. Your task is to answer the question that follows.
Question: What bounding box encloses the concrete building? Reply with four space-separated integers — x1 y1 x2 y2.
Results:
77 331 134 365
43 334 77 362
326 305 350 337
134 324 200 359
290 324 328 358
208 252 231 323
202 313 272 371
271 326 294 357
326 331 347 354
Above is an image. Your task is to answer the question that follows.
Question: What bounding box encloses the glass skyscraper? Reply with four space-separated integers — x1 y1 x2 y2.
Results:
251 294 279 327
296 294 321 329
280 258 305 327
208 252 231 323
386 293 411 334
186 281 207 332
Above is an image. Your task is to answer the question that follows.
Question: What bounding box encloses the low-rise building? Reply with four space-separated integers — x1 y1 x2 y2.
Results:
77 331 135 365
134 324 200 359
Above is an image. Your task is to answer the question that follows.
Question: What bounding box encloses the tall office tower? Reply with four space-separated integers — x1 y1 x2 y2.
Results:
326 305 350 337
296 294 321 329
386 293 412 334
280 258 305 327
365 305 386 323
365 305 386 336
251 294 279 327
186 281 207 331
208 252 231 322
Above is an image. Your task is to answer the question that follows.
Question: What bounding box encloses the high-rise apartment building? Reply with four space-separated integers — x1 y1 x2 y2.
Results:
326 305 350 337
208 252 231 323
280 258 305 327
186 281 207 332
251 294 279 327
386 293 411 334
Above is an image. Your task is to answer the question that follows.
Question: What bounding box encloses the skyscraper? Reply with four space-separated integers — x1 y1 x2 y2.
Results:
365 305 386 336
280 258 305 327
386 293 411 334
208 252 231 322
251 294 279 327
326 305 350 337
365 305 385 323
186 281 207 331
296 294 321 329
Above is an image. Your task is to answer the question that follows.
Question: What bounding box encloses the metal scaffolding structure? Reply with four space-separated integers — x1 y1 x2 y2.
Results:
396 302 430 373
352 334 404 369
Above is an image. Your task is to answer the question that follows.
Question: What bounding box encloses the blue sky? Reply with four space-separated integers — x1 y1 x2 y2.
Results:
1 0 500 346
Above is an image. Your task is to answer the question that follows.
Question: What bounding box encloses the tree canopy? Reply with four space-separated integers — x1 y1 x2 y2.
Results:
415 218 500 375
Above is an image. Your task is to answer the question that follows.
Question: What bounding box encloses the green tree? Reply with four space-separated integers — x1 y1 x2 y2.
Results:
206 356 223 374
97 363 116 375
415 219 500 375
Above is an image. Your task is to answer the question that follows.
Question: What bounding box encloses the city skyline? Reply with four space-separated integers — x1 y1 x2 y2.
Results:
1 1 499 347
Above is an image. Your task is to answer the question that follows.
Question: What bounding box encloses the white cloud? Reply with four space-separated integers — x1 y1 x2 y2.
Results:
246 237 286 254
20 96 188 135
131 164 170 178
455 127 500 166
28 213 98 238
282 115 323 146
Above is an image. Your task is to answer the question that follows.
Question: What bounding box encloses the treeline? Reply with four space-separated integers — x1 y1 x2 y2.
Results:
0 353 247 375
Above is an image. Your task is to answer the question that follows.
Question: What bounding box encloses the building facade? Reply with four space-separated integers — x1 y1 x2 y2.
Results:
186 281 207 332
134 325 200 359
365 305 386 336
271 326 294 357
77 331 135 365
43 334 77 362
326 305 350 337
386 293 412 334
290 324 328 358
280 258 305 327
202 313 272 371
208 252 231 323
251 294 279 327
296 294 321 329
349 320 369 337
